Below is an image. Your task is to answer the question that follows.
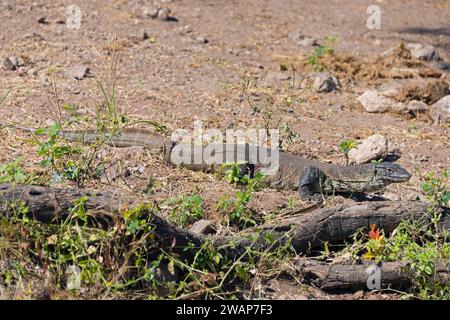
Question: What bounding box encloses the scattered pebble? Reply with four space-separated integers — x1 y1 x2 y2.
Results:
26 67 38 76
298 36 318 47
37 16 48 24
288 30 318 47
196 36 209 44
140 29 150 40
313 72 339 93
430 95 450 126
189 220 216 235
407 100 428 113
65 64 91 80
181 25 193 34
348 134 389 164
3 56 25 71
157 7 171 21
143 6 159 18
263 71 291 86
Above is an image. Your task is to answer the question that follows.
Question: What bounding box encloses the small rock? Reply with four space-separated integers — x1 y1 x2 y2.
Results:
196 36 209 44
407 100 428 113
37 16 48 24
348 134 389 164
407 43 439 61
430 95 450 126
263 71 291 86
26 67 38 76
357 90 404 113
182 25 193 33
313 72 339 93
142 6 159 18
54 18 66 25
357 90 389 113
141 30 150 40
156 7 171 20
298 36 318 47
2 56 25 71
288 31 318 47
65 64 90 80
189 220 216 235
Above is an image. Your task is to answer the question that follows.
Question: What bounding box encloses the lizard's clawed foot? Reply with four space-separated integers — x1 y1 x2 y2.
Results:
299 166 327 203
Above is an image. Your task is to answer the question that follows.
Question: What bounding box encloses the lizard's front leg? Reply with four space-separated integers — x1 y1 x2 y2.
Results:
299 166 327 202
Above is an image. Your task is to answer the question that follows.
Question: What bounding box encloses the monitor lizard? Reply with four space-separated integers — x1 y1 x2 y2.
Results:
16 127 411 202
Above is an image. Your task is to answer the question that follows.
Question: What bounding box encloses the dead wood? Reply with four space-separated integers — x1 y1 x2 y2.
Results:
0 184 449 260
295 258 450 292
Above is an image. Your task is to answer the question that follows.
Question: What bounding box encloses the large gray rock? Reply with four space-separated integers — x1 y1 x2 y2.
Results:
407 43 440 61
348 134 389 164
357 90 405 113
430 95 450 126
313 72 339 93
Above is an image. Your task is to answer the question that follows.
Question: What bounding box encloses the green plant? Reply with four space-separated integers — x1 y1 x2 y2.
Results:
382 220 450 300
222 161 250 184
363 224 385 261
32 123 81 181
422 171 450 208
307 35 336 71
163 194 204 228
0 159 28 184
219 165 265 229
339 140 356 165
1 198 165 296
350 171 450 299
95 83 128 134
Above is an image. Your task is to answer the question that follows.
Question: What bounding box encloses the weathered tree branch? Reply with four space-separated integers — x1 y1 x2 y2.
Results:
218 201 450 257
0 184 203 259
294 258 450 292
0 184 449 259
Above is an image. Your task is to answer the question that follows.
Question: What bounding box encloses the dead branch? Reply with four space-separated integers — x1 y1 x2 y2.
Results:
294 258 450 292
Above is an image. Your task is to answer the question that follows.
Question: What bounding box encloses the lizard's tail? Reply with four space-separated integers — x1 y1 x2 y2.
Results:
14 125 170 155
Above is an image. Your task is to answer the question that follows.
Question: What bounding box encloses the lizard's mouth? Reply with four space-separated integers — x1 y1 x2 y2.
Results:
383 170 412 183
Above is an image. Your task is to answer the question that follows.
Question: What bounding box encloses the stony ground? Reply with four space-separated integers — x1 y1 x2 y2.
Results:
0 0 449 300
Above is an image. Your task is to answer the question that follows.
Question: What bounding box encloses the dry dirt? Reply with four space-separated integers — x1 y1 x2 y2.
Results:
0 0 449 300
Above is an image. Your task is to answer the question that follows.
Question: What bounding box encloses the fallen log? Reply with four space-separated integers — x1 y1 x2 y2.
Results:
0 183 203 259
218 201 450 256
295 258 450 292
0 184 449 259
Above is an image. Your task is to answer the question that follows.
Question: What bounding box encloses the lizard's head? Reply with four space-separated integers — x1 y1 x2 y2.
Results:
374 162 411 183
